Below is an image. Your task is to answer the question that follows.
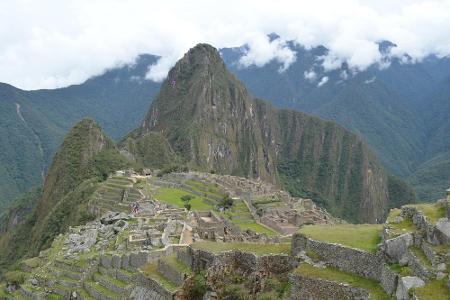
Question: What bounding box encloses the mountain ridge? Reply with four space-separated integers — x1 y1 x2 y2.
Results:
123 43 415 222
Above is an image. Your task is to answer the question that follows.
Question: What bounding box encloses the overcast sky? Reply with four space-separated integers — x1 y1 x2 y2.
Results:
1 0 450 90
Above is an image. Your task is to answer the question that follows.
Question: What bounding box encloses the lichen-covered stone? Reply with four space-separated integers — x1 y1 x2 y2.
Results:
395 276 424 300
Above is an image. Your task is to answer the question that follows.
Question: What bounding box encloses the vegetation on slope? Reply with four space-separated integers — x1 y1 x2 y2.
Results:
0 119 131 275
0 54 160 211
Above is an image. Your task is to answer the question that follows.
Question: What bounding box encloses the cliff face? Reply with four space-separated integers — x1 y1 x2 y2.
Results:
139 44 277 182
127 44 408 222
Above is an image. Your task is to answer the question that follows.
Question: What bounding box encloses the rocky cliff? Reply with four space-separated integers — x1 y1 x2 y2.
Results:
122 44 412 223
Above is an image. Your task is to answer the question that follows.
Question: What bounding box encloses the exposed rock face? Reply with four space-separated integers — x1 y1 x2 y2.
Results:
384 233 414 262
435 218 450 245
123 43 408 223
395 276 425 300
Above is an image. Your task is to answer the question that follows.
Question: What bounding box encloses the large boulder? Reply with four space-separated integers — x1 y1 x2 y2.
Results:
385 233 414 262
435 218 450 245
395 276 425 300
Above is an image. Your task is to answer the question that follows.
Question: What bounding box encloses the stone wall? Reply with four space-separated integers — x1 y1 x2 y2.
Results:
176 247 193 269
380 264 398 296
190 248 296 275
99 245 189 270
291 234 384 281
135 271 176 300
406 250 435 281
157 260 186 286
289 274 370 300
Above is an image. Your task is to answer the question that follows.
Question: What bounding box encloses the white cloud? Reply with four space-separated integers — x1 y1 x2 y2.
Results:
317 76 329 87
364 76 376 84
304 69 317 81
238 34 296 72
0 0 450 89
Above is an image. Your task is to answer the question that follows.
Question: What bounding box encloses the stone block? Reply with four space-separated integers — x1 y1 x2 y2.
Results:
395 276 424 300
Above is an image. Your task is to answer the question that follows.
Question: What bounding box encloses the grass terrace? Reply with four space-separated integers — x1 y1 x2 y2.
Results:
154 187 213 211
405 203 446 224
191 241 291 256
413 278 450 300
185 179 223 196
294 263 390 300
298 224 382 253
385 209 416 238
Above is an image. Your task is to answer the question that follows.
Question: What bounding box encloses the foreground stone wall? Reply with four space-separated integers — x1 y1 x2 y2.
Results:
158 260 186 286
292 234 384 281
190 248 296 275
135 272 176 300
289 274 370 300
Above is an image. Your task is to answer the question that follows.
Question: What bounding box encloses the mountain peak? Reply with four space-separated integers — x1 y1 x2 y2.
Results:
141 42 247 134
165 43 226 82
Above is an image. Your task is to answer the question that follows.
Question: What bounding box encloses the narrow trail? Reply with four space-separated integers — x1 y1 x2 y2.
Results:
15 102 45 179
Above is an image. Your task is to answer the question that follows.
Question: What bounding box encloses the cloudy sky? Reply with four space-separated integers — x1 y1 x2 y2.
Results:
1 0 450 90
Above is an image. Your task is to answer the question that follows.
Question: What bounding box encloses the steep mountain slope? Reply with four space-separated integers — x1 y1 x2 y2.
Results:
123 44 414 223
221 43 450 200
0 119 130 272
0 55 159 211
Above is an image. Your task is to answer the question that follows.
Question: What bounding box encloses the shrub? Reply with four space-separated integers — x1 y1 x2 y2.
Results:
218 194 233 210
184 273 207 300
4 271 25 285
181 195 193 202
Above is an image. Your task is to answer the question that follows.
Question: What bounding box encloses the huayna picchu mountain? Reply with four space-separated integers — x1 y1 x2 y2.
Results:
121 44 415 223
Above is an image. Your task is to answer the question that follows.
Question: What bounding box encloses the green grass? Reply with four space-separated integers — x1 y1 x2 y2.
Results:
191 241 291 256
186 180 222 195
47 293 64 299
386 216 416 238
388 263 412 276
164 254 192 275
413 279 450 300
140 263 180 292
406 203 446 224
0 284 12 299
233 220 277 236
154 187 213 210
410 246 432 268
298 224 382 253
294 263 390 300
